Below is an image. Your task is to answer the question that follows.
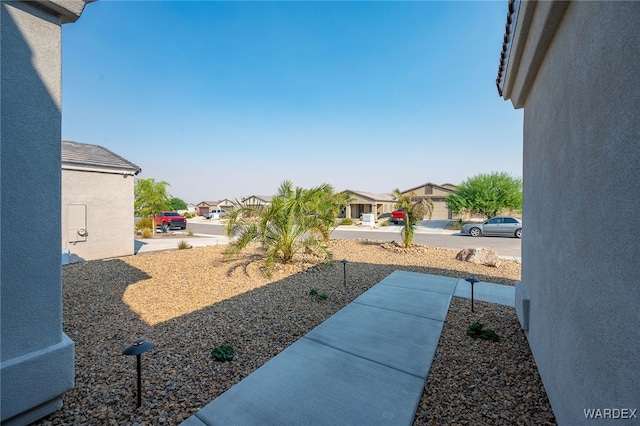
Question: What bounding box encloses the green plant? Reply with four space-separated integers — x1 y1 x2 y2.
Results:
177 240 191 250
211 345 235 361
380 220 388 227
309 288 328 301
445 172 522 219
141 227 152 239
466 321 500 342
453 219 464 230
187 229 195 236
340 217 353 226
136 217 153 230
392 189 434 248
225 181 345 276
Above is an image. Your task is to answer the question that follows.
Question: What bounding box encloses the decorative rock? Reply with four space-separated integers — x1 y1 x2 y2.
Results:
456 248 502 267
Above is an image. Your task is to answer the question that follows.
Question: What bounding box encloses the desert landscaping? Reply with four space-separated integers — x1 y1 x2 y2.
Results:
35 239 555 425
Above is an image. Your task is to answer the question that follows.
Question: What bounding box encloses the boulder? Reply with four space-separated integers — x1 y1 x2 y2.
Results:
456 248 501 267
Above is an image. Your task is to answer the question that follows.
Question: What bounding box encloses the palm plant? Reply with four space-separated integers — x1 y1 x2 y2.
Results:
225 181 346 276
392 189 434 248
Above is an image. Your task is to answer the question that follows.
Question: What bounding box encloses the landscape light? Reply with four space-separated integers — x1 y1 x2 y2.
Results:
341 259 348 287
465 277 480 312
123 338 155 408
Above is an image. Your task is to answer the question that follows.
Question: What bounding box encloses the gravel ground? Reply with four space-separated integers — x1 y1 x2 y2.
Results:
35 239 555 425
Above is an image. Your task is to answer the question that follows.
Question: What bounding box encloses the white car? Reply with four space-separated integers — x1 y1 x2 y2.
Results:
461 216 522 238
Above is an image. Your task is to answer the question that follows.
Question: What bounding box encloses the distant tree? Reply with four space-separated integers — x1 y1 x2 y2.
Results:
134 178 172 217
170 197 187 211
225 180 347 275
392 189 434 248
445 172 522 219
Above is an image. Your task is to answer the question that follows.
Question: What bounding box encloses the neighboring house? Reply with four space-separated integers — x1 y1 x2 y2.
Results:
497 0 639 423
400 182 457 220
196 201 219 216
61 140 141 263
218 198 235 212
340 190 396 222
242 195 273 207
1 1 91 424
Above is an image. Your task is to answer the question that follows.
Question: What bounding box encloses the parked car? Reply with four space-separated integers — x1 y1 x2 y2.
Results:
205 209 225 219
155 211 187 229
461 216 522 238
390 210 405 224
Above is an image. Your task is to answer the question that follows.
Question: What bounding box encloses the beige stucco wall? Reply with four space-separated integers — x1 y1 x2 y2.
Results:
62 169 136 262
504 1 640 423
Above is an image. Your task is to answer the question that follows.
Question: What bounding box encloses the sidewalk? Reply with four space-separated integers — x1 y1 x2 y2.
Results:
134 233 230 254
181 271 514 426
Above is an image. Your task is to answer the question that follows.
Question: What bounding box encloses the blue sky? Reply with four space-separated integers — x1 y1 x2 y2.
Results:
62 0 522 203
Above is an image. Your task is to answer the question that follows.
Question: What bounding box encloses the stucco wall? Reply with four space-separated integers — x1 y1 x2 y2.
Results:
0 1 86 423
519 2 640 423
62 169 136 262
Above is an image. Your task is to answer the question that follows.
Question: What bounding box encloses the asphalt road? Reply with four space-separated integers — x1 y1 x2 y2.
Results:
187 220 522 258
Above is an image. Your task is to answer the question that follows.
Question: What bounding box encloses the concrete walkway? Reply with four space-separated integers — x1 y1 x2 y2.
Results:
181 271 514 426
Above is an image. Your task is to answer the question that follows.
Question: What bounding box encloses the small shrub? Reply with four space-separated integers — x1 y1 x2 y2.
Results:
340 218 353 226
453 219 464 230
177 240 191 250
141 227 152 239
309 288 328 301
136 217 153 230
183 212 194 218
211 345 235 361
466 321 500 342
187 229 195 237
380 220 388 227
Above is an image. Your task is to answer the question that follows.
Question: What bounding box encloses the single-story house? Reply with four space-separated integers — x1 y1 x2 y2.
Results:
242 195 273 207
400 182 458 220
196 201 219 216
218 198 235 211
340 190 396 222
61 140 140 264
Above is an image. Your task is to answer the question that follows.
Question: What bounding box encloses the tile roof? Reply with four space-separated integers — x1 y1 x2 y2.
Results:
62 140 140 174
496 0 519 96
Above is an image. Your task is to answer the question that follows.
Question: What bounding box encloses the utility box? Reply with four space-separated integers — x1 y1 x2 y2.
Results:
361 213 375 227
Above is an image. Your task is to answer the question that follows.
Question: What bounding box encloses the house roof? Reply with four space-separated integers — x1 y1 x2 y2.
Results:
61 140 141 175
342 190 395 203
242 195 273 203
401 182 455 195
197 201 219 206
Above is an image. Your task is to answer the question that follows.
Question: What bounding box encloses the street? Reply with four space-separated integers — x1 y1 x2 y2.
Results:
187 220 521 258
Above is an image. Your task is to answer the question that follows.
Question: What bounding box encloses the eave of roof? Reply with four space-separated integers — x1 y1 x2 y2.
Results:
496 0 520 97
62 140 141 175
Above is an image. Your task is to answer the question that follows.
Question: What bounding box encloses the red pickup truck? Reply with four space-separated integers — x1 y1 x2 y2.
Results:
390 210 405 224
155 211 187 229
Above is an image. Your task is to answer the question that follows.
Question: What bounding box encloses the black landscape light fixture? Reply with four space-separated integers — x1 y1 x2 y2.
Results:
341 259 348 287
465 277 480 312
123 338 155 408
